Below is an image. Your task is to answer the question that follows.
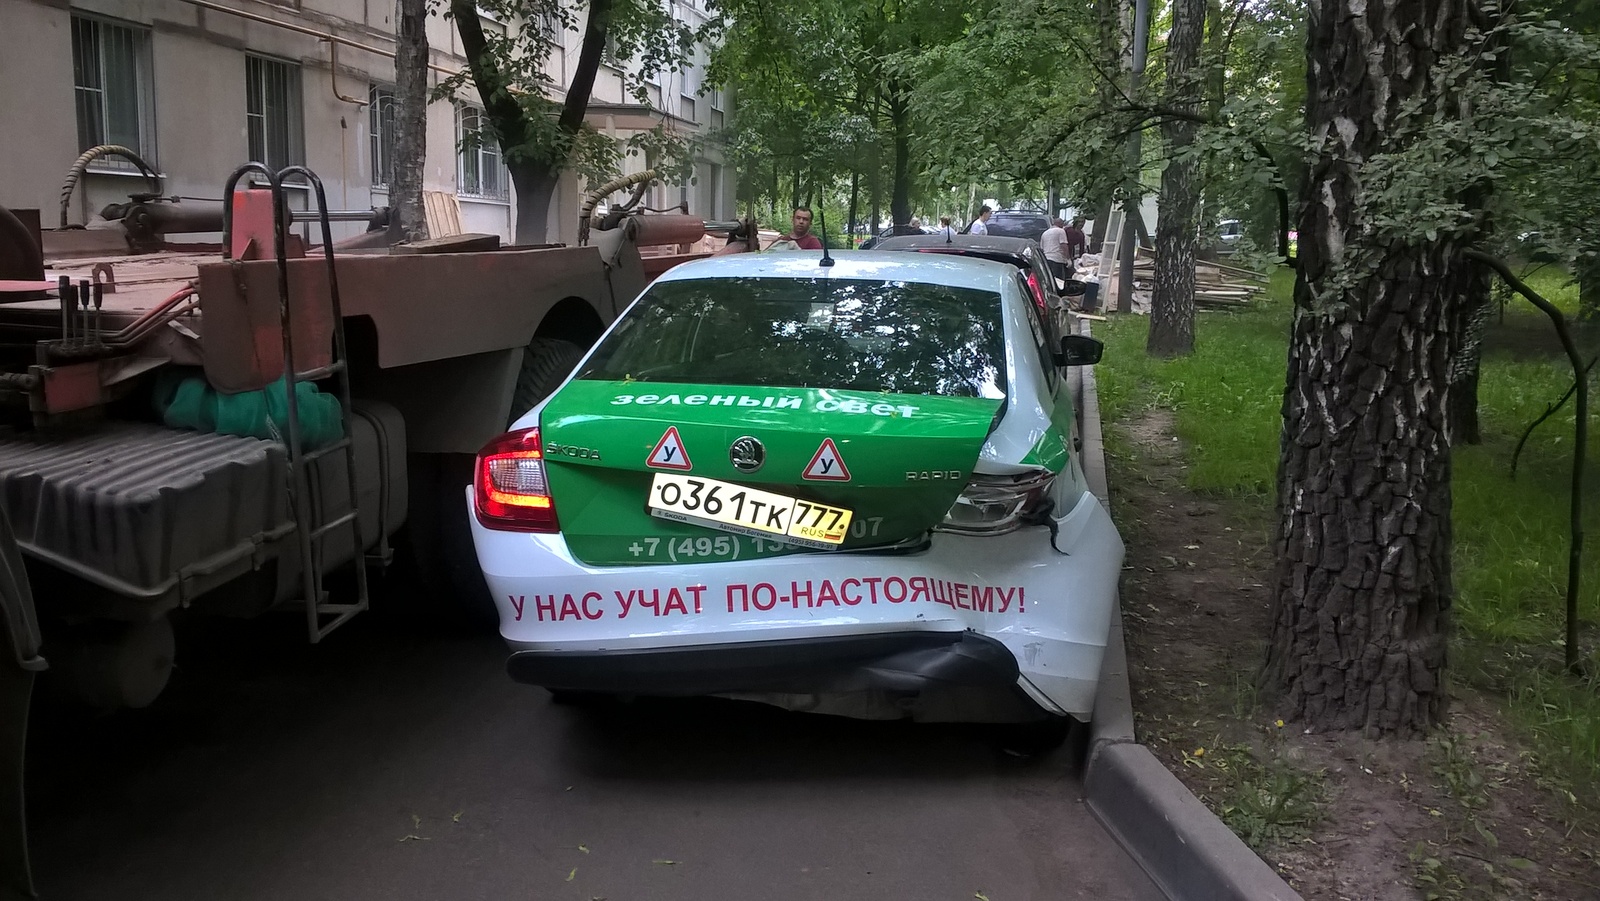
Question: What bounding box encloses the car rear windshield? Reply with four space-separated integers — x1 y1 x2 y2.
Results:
579 276 1006 398
989 215 1049 237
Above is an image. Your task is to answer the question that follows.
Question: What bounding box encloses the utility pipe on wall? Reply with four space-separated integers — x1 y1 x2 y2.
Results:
169 0 459 77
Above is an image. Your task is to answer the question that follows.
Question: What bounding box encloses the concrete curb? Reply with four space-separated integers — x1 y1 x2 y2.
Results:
1073 330 1302 901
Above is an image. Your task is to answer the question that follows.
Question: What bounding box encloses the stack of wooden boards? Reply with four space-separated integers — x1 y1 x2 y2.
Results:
1119 249 1268 309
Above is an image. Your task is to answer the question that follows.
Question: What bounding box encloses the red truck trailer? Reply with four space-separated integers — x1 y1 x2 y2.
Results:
0 161 740 895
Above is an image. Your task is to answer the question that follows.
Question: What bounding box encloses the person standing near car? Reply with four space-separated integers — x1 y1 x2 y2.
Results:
966 206 992 235
1064 217 1088 263
1040 218 1070 288
934 216 956 239
775 207 824 250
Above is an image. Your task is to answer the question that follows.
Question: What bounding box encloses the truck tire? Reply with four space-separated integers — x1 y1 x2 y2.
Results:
389 338 587 633
387 452 498 633
511 337 586 422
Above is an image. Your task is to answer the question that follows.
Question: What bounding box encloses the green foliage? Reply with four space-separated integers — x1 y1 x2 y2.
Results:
1305 6 1600 282
709 0 983 224
1218 755 1325 850
1178 739 1327 851
436 0 709 195
1094 272 1292 498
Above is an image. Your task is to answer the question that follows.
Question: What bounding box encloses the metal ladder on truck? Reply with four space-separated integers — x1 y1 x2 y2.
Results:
222 163 369 642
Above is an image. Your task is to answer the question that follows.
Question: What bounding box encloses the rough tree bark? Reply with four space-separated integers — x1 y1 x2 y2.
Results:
1447 278 1496 445
392 0 430 243
1147 0 1204 357
889 84 912 227
1263 0 1473 737
452 0 613 244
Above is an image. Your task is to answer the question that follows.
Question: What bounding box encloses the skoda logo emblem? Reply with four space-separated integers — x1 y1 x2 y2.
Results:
730 436 765 473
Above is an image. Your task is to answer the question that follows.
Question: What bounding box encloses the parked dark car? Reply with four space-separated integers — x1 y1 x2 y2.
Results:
982 211 1052 242
858 223 930 250
874 234 1065 336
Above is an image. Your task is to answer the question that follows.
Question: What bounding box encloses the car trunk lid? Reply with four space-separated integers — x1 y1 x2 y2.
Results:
538 380 1002 565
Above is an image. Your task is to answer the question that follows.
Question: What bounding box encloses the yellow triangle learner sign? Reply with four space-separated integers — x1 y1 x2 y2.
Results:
647 427 693 471
802 438 851 481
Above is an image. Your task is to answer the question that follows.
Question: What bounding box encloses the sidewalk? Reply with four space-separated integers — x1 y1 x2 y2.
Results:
1068 320 1302 901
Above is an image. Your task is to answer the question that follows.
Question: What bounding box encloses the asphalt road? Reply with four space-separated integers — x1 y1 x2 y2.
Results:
25 612 1162 901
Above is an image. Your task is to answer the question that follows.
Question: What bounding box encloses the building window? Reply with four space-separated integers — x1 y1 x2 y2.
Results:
710 87 724 129
456 105 509 201
680 94 696 122
72 15 155 164
536 9 560 42
369 85 396 188
246 55 304 171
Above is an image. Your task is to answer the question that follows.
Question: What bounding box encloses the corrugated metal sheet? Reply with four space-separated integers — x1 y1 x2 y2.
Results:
0 423 289 596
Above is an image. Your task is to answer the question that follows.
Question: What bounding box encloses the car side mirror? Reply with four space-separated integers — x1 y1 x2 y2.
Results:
1056 334 1104 367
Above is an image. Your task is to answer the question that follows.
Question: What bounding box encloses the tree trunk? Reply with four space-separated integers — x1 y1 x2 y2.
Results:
847 168 860 246
1579 256 1600 324
868 145 881 237
1444 0 1509 437
1089 198 1114 252
392 0 430 243
889 86 911 226
1203 0 1225 120
453 0 612 244
1148 0 1204 357
1447 263 1500 444
1081 0 1124 255
1263 0 1472 738
511 169 559 246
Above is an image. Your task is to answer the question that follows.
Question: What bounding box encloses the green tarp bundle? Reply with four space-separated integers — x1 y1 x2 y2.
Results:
154 370 343 450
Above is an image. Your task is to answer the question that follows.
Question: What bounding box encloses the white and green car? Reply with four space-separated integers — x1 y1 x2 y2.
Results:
468 251 1123 725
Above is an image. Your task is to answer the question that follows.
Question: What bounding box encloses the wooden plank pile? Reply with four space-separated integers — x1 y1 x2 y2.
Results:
1124 249 1269 310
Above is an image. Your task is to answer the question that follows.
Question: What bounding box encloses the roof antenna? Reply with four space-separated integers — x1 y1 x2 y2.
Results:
817 204 835 268
946 216 953 245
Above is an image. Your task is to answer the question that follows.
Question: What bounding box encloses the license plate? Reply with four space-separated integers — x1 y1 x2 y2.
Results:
647 473 853 549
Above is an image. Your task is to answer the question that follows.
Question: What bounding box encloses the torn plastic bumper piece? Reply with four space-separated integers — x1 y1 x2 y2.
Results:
506 630 1023 698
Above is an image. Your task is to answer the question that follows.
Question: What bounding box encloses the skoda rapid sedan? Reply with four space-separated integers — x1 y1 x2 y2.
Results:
468 251 1123 727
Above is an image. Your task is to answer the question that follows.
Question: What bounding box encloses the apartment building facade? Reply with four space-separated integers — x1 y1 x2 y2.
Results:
0 0 734 245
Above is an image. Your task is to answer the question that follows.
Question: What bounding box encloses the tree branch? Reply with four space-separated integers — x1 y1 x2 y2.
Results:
450 0 530 151
1465 248 1588 676
560 0 614 137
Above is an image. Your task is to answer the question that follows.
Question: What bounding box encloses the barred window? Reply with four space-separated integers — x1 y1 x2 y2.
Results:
369 85 396 187
72 15 155 164
456 105 509 201
246 55 304 171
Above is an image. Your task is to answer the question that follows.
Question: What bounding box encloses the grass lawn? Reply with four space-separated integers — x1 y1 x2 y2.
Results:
1094 266 1600 787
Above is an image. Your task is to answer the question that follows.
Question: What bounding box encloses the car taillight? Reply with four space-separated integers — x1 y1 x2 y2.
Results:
1025 271 1048 315
475 428 558 532
938 469 1054 535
